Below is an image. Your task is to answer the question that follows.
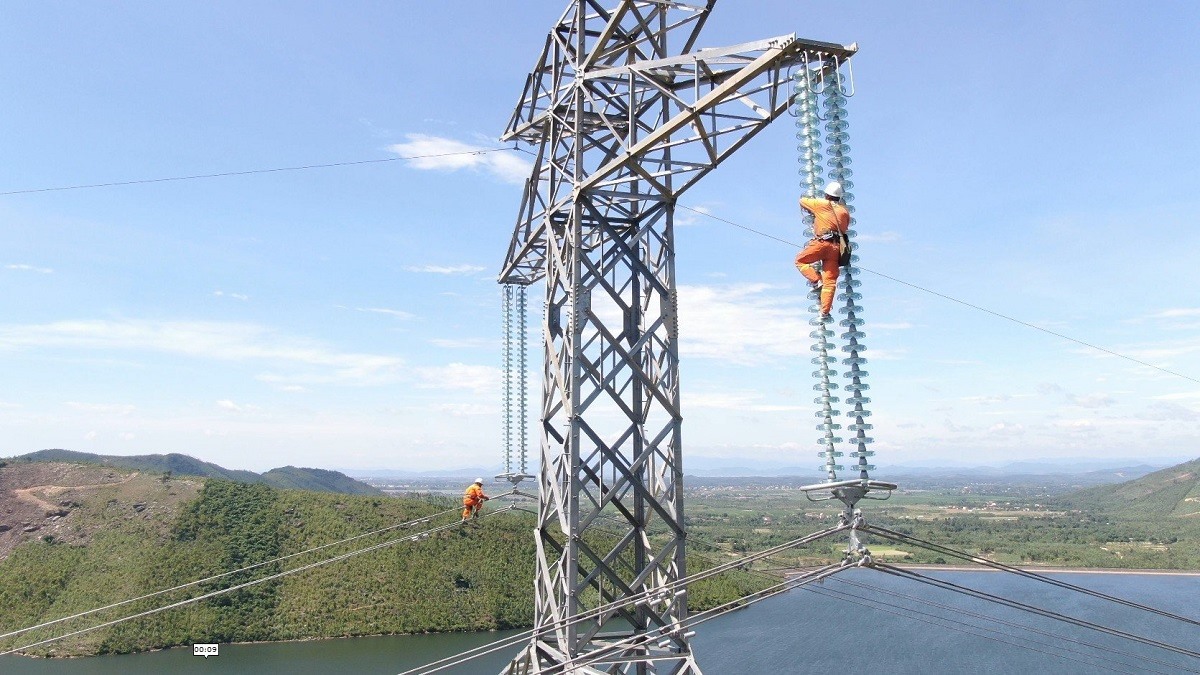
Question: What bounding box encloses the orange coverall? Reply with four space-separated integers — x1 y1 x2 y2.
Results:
462 483 489 520
795 196 851 315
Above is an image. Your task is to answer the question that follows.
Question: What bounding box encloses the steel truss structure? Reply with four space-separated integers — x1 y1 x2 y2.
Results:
499 2 855 672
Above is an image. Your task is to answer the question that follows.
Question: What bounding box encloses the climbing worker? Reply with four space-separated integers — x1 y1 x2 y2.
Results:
462 478 490 522
794 181 851 323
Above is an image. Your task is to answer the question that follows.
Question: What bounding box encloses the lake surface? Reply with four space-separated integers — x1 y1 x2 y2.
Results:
2 570 1197 674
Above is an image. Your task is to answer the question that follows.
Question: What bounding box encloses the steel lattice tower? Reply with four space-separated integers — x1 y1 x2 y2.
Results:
498 2 855 672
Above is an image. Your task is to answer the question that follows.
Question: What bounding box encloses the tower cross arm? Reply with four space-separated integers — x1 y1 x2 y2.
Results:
579 34 856 194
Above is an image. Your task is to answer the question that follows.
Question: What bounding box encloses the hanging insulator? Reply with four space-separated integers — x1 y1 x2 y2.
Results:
515 285 529 475
501 285 515 477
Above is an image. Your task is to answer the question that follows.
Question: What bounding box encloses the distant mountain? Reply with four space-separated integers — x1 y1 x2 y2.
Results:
345 467 498 480
10 449 380 495
1059 457 1200 517
261 466 379 495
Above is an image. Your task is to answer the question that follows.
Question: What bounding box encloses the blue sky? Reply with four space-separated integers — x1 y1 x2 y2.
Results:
2 1 1198 474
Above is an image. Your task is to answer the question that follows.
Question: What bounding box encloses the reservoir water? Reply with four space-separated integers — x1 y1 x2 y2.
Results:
2 570 1196 674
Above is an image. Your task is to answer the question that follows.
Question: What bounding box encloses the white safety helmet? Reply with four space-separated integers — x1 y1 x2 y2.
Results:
824 181 844 199
474 478 484 485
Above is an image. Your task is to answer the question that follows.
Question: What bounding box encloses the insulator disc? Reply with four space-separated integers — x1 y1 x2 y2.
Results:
813 409 842 418
847 423 874 431
816 423 843 431
819 464 845 472
843 369 869 379
813 382 839 391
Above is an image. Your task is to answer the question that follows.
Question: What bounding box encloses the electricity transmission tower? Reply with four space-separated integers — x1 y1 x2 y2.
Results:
498 2 854 672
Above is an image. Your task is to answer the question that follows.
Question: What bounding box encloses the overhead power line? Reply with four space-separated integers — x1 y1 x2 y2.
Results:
0 148 511 196
5 148 1191 386
677 204 1200 386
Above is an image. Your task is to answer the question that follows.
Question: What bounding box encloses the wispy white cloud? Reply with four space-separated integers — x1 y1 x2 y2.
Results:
388 134 531 185
216 399 260 413
1146 308 1200 320
6 263 53 274
676 204 714 227
431 403 495 417
65 402 136 415
430 337 491 349
353 307 414 319
1037 383 1116 409
0 319 407 387
677 283 817 365
687 391 804 413
404 264 486 275
415 363 499 395
963 394 1013 405
214 290 249 301
1154 391 1200 401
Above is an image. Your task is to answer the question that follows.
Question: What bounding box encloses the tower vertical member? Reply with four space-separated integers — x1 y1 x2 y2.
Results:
795 181 850 322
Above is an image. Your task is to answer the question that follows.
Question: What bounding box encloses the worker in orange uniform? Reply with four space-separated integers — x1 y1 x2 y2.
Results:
795 181 850 323
462 478 490 522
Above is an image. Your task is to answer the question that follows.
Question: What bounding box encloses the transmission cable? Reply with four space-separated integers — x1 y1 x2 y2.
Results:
396 525 851 674
676 203 1200 386
541 564 851 674
873 563 1200 660
680 528 1187 675
823 575 1196 675
863 524 1200 628
0 148 513 196
804 582 1144 675
0 503 516 656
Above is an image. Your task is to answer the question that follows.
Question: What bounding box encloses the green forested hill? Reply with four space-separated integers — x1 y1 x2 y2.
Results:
1058 457 1200 517
0 466 766 657
10 449 380 495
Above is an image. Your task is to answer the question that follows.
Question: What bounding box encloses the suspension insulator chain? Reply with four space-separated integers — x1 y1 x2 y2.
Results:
793 63 824 239
825 66 874 482
795 61 842 481
502 285 515 476
515 285 529 475
811 320 844 481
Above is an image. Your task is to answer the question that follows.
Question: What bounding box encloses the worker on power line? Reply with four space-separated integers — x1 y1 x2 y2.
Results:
795 181 851 323
462 478 490 522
